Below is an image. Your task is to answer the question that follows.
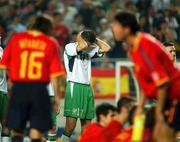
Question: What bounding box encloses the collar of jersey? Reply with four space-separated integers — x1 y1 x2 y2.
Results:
27 30 44 36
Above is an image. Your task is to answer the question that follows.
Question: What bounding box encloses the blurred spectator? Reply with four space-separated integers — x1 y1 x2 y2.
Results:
45 0 57 16
20 2 35 24
0 0 179 61
164 8 179 41
139 14 150 32
52 12 69 49
99 18 114 47
91 4 105 32
124 1 137 13
71 13 84 33
7 15 26 32
106 0 120 22
147 7 157 34
152 0 171 12
61 0 78 29
154 19 176 43
136 0 151 15
79 0 95 29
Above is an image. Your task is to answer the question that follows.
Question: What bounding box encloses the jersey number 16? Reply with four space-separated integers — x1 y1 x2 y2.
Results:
20 51 44 79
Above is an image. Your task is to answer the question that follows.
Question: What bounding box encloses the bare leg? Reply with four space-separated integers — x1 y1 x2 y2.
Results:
80 119 91 133
62 117 77 142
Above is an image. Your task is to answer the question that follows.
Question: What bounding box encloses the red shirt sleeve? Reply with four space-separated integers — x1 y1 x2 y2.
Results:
48 38 65 78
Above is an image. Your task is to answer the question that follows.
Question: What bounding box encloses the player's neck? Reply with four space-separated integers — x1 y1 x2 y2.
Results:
126 33 139 48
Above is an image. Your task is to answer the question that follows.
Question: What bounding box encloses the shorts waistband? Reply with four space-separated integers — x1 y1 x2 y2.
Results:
68 81 90 86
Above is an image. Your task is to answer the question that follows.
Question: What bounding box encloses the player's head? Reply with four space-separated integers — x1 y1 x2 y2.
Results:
96 103 117 127
112 11 139 41
163 41 176 62
81 30 97 44
117 96 135 123
31 15 53 35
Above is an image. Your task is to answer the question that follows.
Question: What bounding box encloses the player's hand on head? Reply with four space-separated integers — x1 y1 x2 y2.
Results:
76 31 88 51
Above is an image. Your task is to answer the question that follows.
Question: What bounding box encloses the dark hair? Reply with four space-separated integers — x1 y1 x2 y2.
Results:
96 103 116 122
117 96 135 113
81 30 97 44
163 41 174 47
114 11 139 34
31 15 53 35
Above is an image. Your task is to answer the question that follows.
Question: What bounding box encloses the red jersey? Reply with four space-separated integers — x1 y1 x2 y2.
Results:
99 120 123 142
129 33 180 100
0 30 65 82
79 123 103 142
113 128 154 142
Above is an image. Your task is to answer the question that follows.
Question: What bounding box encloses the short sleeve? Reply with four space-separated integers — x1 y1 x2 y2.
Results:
65 43 77 56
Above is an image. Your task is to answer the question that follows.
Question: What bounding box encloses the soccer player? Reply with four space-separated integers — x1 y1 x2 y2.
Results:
163 41 176 63
0 15 65 142
113 106 155 142
163 41 180 141
99 96 135 142
79 103 117 142
111 11 180 142
0 46 8 141
62 30 111 142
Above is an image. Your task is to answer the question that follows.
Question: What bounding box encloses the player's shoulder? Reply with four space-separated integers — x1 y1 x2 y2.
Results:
141 32 162 49
141 33 158 43
65 42 77 50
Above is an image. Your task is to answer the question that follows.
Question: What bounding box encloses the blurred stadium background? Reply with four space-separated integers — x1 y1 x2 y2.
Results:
0 0 180 141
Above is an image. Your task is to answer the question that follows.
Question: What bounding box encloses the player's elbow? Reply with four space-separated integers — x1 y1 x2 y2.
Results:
102 45 111 53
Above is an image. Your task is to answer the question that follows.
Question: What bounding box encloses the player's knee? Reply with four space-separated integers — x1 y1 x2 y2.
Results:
65 118 77 132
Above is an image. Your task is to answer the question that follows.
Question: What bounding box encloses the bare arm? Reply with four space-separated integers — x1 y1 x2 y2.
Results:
136 89 146 115
76 32 88 52
51 76 62 113
96 38 111 53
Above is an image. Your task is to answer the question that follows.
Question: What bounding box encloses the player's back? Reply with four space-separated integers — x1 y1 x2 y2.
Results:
131 33 180 100
1 31 61 82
